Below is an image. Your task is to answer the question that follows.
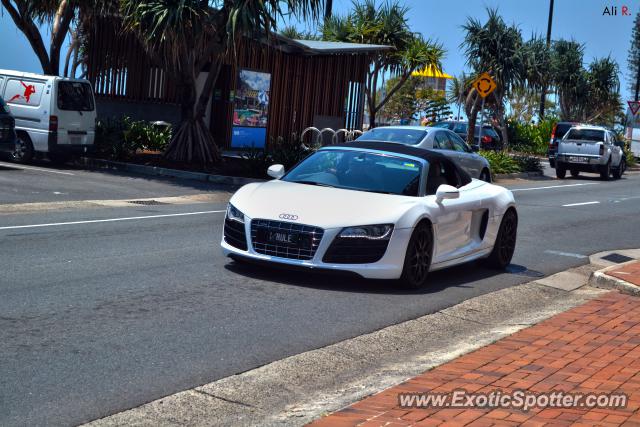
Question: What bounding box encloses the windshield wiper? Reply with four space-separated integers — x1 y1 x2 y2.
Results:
291 180 335 188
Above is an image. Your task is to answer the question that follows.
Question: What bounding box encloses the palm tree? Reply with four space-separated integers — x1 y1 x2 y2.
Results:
461 8 524 147
321 0 444 128
119 0 324 164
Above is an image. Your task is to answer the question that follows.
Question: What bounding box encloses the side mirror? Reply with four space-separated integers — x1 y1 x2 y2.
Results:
267 164 285 179
435 184 460 202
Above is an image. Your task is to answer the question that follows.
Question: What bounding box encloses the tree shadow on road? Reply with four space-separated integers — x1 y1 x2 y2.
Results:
224 259 541 295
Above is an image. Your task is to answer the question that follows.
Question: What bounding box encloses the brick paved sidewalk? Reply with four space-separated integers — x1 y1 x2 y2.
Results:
309 292 640 426
607 261 640 287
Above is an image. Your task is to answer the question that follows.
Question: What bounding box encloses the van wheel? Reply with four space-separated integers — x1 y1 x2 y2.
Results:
12 134 34 164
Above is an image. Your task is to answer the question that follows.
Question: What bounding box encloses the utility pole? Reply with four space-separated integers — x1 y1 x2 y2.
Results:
539 0 554 119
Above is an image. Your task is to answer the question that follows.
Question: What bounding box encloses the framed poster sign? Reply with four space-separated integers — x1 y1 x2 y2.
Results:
231 69 271 148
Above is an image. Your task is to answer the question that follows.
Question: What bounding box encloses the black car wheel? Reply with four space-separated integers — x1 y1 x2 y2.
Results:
556 163 567 179
485 209 518 269
600 160 611 181
612 158 625 180
480 169 491 182
400 222 433 289
570 169 579 178
12 134 34 164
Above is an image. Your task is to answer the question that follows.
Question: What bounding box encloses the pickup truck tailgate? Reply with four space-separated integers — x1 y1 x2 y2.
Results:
558 140 601 156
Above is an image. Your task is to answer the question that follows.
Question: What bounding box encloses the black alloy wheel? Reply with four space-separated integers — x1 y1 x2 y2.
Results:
400 223 434 289
486 209 518 269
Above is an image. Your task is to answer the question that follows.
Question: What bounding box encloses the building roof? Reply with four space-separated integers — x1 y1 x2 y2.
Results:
271 34 392 55
411 65 453 79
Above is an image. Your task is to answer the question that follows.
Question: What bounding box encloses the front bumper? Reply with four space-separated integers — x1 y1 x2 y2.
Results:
221 221 412 280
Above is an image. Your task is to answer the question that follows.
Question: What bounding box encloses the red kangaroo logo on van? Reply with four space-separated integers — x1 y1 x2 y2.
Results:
9 81 36 103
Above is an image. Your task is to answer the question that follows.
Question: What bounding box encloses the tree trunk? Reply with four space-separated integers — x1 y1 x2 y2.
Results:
467 98 481 145
368 109 377 129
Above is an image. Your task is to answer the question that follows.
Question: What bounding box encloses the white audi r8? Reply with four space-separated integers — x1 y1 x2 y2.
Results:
221 142 517 288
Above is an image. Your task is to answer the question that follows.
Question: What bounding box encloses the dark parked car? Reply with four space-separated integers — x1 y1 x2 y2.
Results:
547 121 583 168
0 97 17 156
433 121 502 150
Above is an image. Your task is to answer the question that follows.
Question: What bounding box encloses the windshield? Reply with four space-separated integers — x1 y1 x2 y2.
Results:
357 128 427 145
565 128 605 142
57 81 95 111
283 149 423 196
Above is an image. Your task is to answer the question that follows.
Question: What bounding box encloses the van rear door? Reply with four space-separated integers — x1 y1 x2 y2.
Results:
54 80 96 147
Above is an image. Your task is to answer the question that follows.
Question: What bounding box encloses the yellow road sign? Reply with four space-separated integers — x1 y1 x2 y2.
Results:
473 73 497 98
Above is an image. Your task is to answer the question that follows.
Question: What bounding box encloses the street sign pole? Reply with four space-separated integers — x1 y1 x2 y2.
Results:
477 96 485 148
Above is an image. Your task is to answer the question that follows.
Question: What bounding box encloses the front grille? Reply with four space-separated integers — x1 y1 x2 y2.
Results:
224 218 248 250
251 219 323 260
323 237 390 264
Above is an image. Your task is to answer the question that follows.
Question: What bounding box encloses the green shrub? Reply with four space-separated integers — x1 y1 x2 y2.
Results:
479 150 520 175
94 117 172 160
512 154 543 172
507 117 555 155
624 140 637 167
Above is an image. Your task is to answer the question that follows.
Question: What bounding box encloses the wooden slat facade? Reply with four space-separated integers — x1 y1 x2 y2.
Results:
86 17 372 149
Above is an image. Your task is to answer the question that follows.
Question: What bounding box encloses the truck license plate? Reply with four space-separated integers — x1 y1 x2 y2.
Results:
569 156 588 163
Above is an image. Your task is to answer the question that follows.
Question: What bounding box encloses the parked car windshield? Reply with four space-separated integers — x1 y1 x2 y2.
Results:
358 128 427 145
565 128 605 142
283 149 422 196
57 81 95 111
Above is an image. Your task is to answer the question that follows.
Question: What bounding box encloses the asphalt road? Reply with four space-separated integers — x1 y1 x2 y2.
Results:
1 161 640 426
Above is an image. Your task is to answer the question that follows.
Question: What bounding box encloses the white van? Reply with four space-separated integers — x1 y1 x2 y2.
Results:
0 69 97 163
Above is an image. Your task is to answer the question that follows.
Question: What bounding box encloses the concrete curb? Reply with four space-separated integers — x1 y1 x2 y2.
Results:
588 259 640 296
494 170 543 180
80 157 264 186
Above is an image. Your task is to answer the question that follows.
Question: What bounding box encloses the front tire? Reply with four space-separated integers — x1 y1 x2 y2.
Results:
399 222 434 289
479 169 491 182
486 209 518 269
12 133 34 164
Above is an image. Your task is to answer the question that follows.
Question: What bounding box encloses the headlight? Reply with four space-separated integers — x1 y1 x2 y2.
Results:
339 224 393 240
226 203 245 223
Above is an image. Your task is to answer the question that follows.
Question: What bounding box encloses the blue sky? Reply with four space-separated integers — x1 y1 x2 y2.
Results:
0 1 635 100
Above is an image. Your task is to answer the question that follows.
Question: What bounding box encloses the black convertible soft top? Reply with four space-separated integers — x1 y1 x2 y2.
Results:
327 141 472 186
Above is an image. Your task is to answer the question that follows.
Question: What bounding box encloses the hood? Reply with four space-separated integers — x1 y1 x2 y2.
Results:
230 180 417 229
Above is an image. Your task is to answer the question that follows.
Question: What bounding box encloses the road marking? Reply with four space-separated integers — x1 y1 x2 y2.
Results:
0 210 225 231
562 201 600 207
510 183 598 192
544 250 588 259
0 161 75 176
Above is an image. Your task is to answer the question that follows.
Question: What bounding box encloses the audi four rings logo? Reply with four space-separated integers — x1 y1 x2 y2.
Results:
279 213 298 220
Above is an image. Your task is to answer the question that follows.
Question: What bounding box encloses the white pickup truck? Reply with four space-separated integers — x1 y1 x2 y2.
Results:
555 125 626 180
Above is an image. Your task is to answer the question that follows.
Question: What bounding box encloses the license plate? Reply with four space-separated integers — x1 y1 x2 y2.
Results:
260 229 300 246
69 135 81 144
569 156 588 163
